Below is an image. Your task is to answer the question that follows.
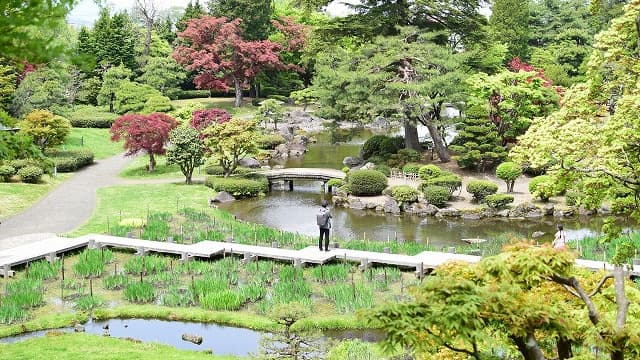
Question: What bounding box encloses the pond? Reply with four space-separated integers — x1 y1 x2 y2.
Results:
221 128 614 248
0 318 382 356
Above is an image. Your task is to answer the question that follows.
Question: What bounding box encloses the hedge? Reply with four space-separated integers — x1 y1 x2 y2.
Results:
466 180 499 202
391 185 419 203
418 164 442 180
423 185 450 208
171 89 213 99
0 165 16 181
496 161 522 192
484 194 514 209
348 169 388 196
204 177 268 198
18 165 44 183
66 106 117 128
203 160 254 177
46 149 94 172
361 135 404 160
422 173 462 195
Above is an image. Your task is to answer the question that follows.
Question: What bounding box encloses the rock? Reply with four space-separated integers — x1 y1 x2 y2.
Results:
543 203 555 216
532 231 545 239
509 202 538 218
554 208 574 217
273 144 289 159
343 156 363 168
213 191 235 203
288 143 307 157
370 116 391 128
435 208 461 218
524 209 544 218
73 324 85 332
599 206 611 215
461 212 482 220
273 164 284 170
462 238 487 244
349 197 366 210
182 333 203 345
497 209 510 217
261 165 271 170
578 206 596 216
383 198 401 214
404 202 438 216
360 162 376 170
239 157 261 168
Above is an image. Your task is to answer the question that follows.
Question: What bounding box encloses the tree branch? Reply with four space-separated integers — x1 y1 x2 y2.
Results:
550 274 601 325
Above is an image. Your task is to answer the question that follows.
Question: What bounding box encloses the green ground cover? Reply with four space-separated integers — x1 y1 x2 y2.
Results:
170 97 255 118
0 174 71 218
119 154 185 179
0 333 240 360
62 128 123 160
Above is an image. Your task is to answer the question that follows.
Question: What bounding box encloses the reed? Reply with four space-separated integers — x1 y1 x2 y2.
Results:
199 290 244 311
74 295 105 311
324 283 374 313
142 218 170 241
0 303 28 324
174 260 214 275
6 278 44 309
26 260 61 281
180 207 211 222
73 249 113 278
309 263 350 283
102 274 129 290
123 255 168 275
160 286 195 307
123 282 155 303
240 281 266 303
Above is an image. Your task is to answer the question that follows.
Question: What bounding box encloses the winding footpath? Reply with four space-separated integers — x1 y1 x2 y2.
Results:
0 153 134 250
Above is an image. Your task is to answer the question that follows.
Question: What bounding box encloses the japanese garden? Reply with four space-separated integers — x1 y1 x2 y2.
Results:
1 0 640 359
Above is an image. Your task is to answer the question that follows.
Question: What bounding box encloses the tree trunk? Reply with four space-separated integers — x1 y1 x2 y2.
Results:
143 23 152 58
557 336 573 359
424 121 450 162
508 180 515 193
233 77 243 107
403 121 422 151
610 265 630 360
185 174 192 185
148 153 155 172
109 92 115 113
512 334 546 360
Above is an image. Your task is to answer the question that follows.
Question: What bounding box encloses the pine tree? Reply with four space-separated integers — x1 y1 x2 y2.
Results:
489 0 530 60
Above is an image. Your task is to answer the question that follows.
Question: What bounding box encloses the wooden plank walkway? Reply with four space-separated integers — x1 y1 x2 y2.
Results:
1 234 639 277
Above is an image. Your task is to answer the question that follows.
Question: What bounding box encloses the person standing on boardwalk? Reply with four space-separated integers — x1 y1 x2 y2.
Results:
317 200 332 251
552 224 567 250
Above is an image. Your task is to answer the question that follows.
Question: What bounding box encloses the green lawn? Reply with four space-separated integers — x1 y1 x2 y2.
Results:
71 183 215 236
0 333 241 360
119 154 188 180
62 128 124 160
170 97 256 118
0 174 71 218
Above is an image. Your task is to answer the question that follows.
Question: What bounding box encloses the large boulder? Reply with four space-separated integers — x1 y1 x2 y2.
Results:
343 156 363 168
239 157 261 168
435 208 461 218
213 191 235 203
404 202 439 216
273 144 289 159
509 202 538 218
288 143 307 157
383 198 401 214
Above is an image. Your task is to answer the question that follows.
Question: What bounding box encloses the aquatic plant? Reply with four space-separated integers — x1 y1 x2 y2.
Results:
74 295 105 311
72 249 113 278
123 282 155 303
324 283 374 313
102 274 128 290
123 255 168 275
26 260 60 281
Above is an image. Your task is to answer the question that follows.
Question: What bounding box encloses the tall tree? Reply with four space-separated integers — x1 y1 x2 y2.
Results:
208 0 274 40
110 112 178 172
88 9 138 70
137 57 186 95
489 0 530 61
134 0 158 60
176 0 206 32
10 67 70 117
97 64 132 113
0 0 76 63
174 16 301 107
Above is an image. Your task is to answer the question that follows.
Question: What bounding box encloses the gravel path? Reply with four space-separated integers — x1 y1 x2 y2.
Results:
0 153 134 250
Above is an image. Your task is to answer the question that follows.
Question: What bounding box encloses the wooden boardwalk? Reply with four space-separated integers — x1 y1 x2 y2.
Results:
1 234 639 277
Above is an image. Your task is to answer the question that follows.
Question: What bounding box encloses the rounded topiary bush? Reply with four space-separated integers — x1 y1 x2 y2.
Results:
390 185 420 203
361 135 404 160
205 177 268 198
423 185 450 207
0 165 16 181
466 180 499 202
18 165 44 183
418 164 441 180
528 175 555 201
402 163 421 175
348 169 388 196
423 173 462 195
484 194 514 209
496 161 522 192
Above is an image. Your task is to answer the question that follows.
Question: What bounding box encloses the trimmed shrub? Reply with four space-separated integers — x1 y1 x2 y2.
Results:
466 180 499 202
203 160 253 176
66 105 116 128
143 95 173 114
366 155 386 165
341 166 350 173
423 185 450 207
257 133 286 150
18 165 44 183
397 149 421 163
423 173 462 195
373 164 390 177
496 162 522 192
361 135 403 160
0 165 16 181
173 89 212 99
46 149 94 172
529 175 555 201
484 194 514 209
402 163 421 175
205 177 268 198
418 164 442 180
348 169 388 196
391 185 419 203
327 178 345 188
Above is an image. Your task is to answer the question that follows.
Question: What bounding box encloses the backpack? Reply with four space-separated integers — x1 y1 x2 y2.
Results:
316 208 330 227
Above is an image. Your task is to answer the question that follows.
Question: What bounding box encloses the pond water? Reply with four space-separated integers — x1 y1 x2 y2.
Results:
0 318 382 356
221 128 613 248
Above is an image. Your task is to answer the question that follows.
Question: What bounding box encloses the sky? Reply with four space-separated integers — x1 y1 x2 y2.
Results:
67 0 355 27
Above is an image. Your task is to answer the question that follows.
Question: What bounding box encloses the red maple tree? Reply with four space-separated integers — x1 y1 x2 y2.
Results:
173 16 305 107
508 57 563 95
190 108 231 131
110 113 178 172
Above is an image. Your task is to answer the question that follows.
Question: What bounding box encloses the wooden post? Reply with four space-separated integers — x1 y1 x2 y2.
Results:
89 277 93 297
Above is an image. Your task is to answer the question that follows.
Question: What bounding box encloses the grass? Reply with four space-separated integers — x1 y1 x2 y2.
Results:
0 174 70 218
170 96 256 118
72 249 114 278
62 128 123 160
0 313 89 338
123 282 156 303
0 333 243 360
119 154 186 179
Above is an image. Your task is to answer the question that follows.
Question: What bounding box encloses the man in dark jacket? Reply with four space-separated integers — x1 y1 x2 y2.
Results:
317 200 332 251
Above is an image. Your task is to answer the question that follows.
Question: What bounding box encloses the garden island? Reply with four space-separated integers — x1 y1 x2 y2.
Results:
1 0 640 359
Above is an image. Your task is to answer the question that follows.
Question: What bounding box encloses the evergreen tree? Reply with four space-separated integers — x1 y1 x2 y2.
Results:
176 0 206 32
207 0 274 40
91 9 138 71
450 108 507 172
489 0 530 61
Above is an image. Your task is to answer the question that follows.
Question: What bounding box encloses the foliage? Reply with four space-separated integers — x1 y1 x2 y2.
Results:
10 68 69 117
255 99 285 130
113 82 164 115
418 164 441 180
17 165 43 183
0 165 16 181
256 133 286 150
361 135 404 160
204 177 268 198
203 118 259 177
495 161 522 192
373 164 390 177
110 113 178 172
347 169 388 196
326 178 345 188
483 194 514 209
72 249 113 278
390 185 419 204
401 163 421 175
326 339 386 360
137 56 186 96
423 173 462 195
124 255 168 275
45 149 94 172
203 161 254 176
0 131 43 162
19 109 71 151
142 95 173 114
123 282 156 303
422 185 450 208
466 180 499 202
166 126 206 184
449 114 507 171
528 174 555 201
97 64 132 113
169 101 205 124
190 108 231 131
102 274 128 290
64 105 116 128
489 0 530 60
